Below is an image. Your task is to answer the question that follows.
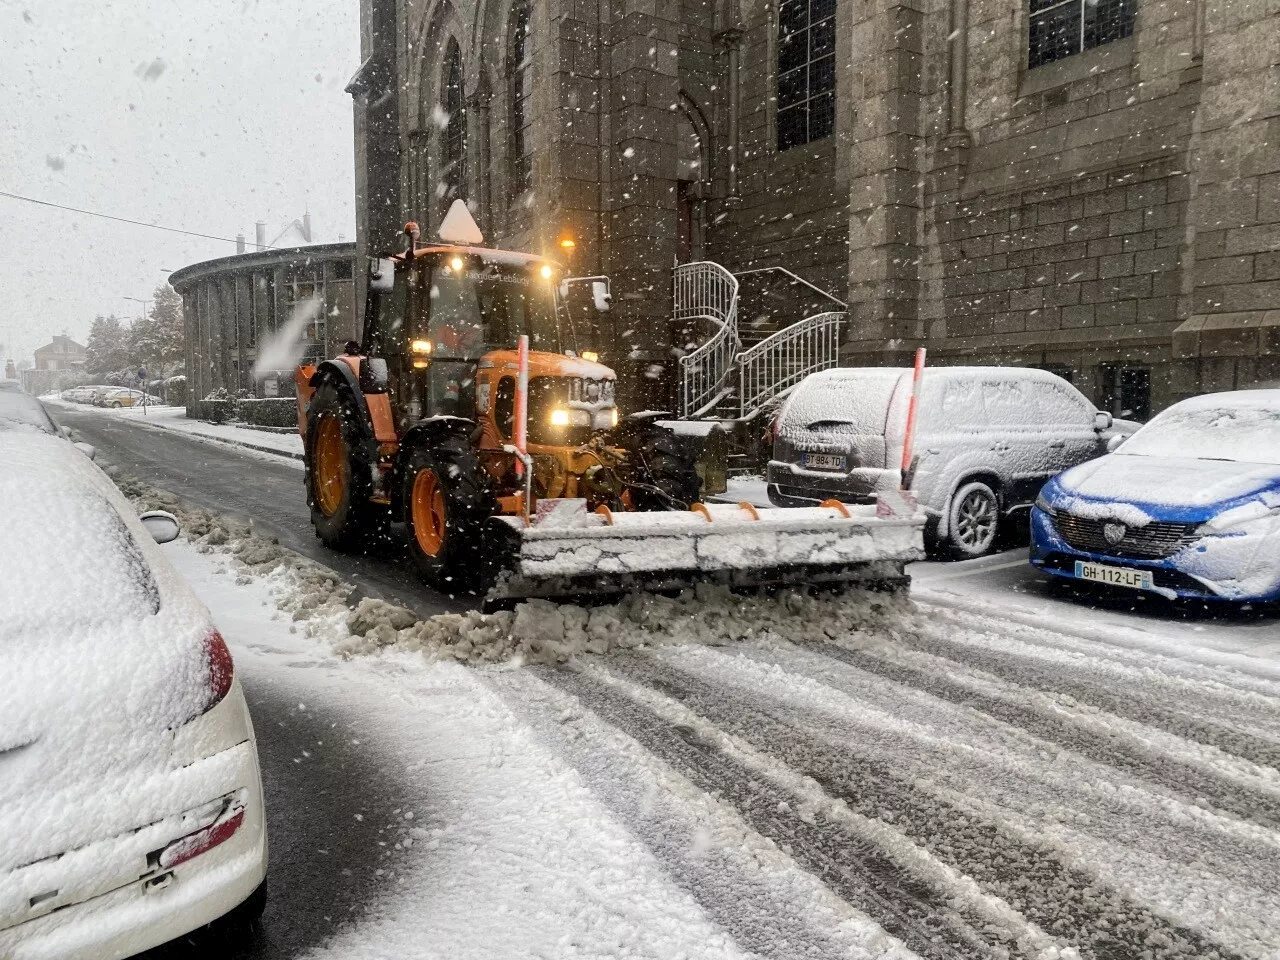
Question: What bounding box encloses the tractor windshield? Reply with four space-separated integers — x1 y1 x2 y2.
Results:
425 258 564 358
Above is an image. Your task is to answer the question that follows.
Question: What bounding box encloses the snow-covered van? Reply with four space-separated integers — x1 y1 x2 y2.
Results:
768 366 1130 557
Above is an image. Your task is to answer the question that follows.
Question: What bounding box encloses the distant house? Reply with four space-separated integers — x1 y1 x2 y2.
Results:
269 215 312 249
33 335 87 371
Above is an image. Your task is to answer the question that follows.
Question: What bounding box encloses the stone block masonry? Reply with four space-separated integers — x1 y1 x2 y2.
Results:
350 0 1280 419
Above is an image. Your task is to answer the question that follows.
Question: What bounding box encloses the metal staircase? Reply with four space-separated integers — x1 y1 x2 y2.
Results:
674 261 846 421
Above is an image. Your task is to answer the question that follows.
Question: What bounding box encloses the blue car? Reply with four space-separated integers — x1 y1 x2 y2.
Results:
1031 389 1280 604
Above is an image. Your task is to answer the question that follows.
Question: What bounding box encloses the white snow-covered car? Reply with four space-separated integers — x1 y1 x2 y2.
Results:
768 366 1134 557
0 432 268 959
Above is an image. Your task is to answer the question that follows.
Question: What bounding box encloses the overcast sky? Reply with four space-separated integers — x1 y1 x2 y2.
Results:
0 0 360 363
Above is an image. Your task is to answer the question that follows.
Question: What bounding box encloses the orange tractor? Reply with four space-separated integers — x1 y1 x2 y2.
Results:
296 203 922 604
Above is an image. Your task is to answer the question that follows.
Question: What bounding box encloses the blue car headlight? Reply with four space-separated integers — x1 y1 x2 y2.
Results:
1034 491 1058 517
1197 500 1280 538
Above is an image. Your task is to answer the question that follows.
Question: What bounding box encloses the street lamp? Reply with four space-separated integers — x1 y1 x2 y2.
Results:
121 296 152 315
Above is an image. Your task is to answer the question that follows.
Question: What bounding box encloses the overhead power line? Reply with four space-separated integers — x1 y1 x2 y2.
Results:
0 189 280 249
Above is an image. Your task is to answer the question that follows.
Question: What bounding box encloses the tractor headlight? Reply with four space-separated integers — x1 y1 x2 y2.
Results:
610 407 619 428
551 407 592 427
411 339 432 355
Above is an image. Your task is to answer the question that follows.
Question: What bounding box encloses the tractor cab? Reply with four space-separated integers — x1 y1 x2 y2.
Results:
362 207 613 436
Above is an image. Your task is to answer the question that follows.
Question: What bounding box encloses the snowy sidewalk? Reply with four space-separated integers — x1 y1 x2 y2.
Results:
45 398 304 460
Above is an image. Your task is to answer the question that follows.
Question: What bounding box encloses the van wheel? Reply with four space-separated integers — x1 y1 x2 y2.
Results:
947 481 1000 559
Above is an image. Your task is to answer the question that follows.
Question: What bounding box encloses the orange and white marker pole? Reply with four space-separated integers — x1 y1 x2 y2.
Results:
513 334 532 517
899 347 926 489
514 335 530 473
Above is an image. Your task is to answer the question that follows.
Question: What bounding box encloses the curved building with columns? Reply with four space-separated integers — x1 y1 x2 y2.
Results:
351 0 1280 419
171 243 358 412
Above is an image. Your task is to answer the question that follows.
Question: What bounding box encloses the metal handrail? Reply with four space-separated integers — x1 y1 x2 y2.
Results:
734 267 847 310
675 262 739 417
735 311 844 418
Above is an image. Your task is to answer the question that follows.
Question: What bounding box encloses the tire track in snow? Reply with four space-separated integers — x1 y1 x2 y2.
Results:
538 667 1010 960
811 640 1280 832
604 653 1243 960
666 642 1280 953
489 670 912 960
895 624 1280 771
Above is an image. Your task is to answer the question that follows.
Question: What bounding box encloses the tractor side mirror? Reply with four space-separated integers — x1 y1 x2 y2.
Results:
369 257 396 293
591 280 612 313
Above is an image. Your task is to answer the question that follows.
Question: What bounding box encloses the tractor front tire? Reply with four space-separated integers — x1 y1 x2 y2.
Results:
623 425 702 511
402 436 492 590
304 379 381 551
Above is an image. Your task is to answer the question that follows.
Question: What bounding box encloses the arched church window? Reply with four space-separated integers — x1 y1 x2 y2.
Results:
776 0 835 150
442 37 467 199
509 0 533 194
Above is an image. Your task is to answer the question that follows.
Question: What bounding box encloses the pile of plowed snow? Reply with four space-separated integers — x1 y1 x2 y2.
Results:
110 469 909 666
338 584 910 665
112 471 352 634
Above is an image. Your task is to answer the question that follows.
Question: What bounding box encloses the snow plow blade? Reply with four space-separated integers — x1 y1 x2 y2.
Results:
485 500 926 607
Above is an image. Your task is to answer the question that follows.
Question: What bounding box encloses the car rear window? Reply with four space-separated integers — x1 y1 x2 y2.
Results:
0 484 160 640
1118 404 1280 465
783 372 904 435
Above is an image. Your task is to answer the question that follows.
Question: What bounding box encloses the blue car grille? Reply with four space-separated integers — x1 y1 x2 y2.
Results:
1051 513 1199 560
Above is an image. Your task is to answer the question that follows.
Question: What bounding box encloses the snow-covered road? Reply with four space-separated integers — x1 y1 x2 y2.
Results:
57 401 1280 958
168 537 1280 960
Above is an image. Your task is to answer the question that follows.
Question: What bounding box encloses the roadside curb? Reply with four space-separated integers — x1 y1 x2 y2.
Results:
199 433 304 461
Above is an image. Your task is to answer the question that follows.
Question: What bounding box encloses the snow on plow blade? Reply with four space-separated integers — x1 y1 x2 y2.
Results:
486 500 926 605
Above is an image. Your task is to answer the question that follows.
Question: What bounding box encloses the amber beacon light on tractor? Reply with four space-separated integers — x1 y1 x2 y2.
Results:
294 200 923 606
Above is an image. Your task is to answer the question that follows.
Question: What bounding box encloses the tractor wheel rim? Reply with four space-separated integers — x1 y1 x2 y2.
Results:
314 414 346 517
957 491 994 548
412 469 447 558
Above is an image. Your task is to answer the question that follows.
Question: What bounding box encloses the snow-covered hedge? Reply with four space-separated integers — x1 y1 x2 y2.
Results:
198 398 233 424
238 398 298 428
195 391 295 427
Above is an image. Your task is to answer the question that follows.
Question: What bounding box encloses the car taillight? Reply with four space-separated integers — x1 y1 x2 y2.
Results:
205 630 235 710
158 804 246 870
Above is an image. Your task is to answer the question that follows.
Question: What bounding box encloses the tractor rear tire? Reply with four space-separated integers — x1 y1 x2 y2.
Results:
624 425 702 511
402 436 492 591
304 379 384 551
